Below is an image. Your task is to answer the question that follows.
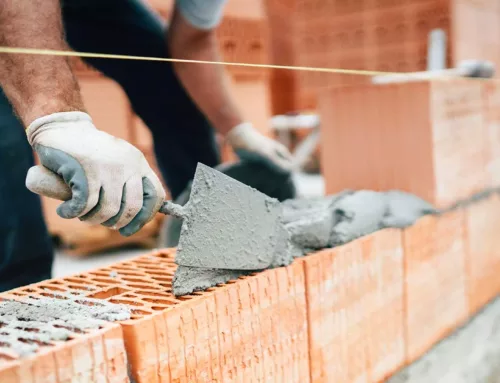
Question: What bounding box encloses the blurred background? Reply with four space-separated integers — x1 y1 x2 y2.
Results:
51 0 500 277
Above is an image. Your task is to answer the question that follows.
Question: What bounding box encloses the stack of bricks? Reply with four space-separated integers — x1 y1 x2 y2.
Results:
4 186 500 381
265 0 500 112
0 250 310 382
311 76 500 376
218 0 273 137
319 78 493 208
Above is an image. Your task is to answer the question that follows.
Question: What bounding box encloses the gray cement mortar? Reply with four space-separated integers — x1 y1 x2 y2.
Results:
171 188 436 296
172 266 252 297
174 163 283 271
0 295 130 357
388 296 500 383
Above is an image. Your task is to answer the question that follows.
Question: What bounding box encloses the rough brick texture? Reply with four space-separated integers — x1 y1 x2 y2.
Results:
2 251 309 383
304 229 405 383
266 0 500 111
0 314 128 383
320 80 489 208
484 82 500 185
465 193 500 315
403 210 468 364
6 195 500 381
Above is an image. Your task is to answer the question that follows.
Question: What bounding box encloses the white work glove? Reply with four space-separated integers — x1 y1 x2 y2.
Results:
226 122 293 173
25 111 166 236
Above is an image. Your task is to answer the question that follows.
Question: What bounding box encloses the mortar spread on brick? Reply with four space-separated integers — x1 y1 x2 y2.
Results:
175 163 283 271
172 266 252 296
0 295 130 357
172 188 435 296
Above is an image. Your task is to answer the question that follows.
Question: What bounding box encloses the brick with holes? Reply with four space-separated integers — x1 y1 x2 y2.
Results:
1 250 309 383
0 298 129 383
266 0 500 111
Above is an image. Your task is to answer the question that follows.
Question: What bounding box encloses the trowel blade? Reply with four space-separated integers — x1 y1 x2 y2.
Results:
175 163 282 270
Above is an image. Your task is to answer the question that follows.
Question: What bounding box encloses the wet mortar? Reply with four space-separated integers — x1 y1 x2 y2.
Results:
171 186 436 296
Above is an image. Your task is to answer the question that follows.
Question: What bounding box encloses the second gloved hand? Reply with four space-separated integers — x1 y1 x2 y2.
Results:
25 111 166 236
226 122 293 173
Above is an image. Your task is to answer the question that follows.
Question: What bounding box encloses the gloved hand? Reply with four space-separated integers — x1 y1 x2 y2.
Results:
226 122 293 173
25 111 166 236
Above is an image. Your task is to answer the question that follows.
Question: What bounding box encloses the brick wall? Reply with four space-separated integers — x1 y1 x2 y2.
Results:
3 190 500 381
266 0 500 112
319 79 492 208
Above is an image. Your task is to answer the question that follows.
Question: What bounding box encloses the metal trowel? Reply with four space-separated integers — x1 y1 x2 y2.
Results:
26 163 283 270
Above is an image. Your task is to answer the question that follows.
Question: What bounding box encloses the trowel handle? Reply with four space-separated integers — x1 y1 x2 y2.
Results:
26 165 72 201
159 201 185 219
27 165 186 219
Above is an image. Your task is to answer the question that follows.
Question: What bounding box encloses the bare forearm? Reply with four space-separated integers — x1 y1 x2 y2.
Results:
0 0 85 126
169 8 243 135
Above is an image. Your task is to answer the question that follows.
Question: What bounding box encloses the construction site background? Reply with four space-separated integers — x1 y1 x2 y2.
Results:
3 0 500 382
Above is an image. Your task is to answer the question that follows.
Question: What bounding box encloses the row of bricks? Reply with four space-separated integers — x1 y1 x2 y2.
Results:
293 42 434 72
266 0 500 112
308 190 500 382
267 0 500 20
140 0 271 79
2 191 500 382
320 79 500 208
274 0 500 15
277 1 453 50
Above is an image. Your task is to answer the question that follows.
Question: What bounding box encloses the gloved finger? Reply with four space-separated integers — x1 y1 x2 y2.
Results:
80 184 122 225
113 177 143 230
34 145 95 219
120 176 164 237
102 184 127 228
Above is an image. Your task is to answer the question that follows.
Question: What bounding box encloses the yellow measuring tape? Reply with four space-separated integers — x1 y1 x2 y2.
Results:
0 46 495 83
0 46 405 77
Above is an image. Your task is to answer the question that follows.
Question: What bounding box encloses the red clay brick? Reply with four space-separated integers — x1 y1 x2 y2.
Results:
304 229 405 383
484 81 500 186
0 320 128 383
465 193 500 315
267 0 500 111
3 250 309 383
216 16 270 79
403 210 468 364
7 202 498 381
320 79 489 208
